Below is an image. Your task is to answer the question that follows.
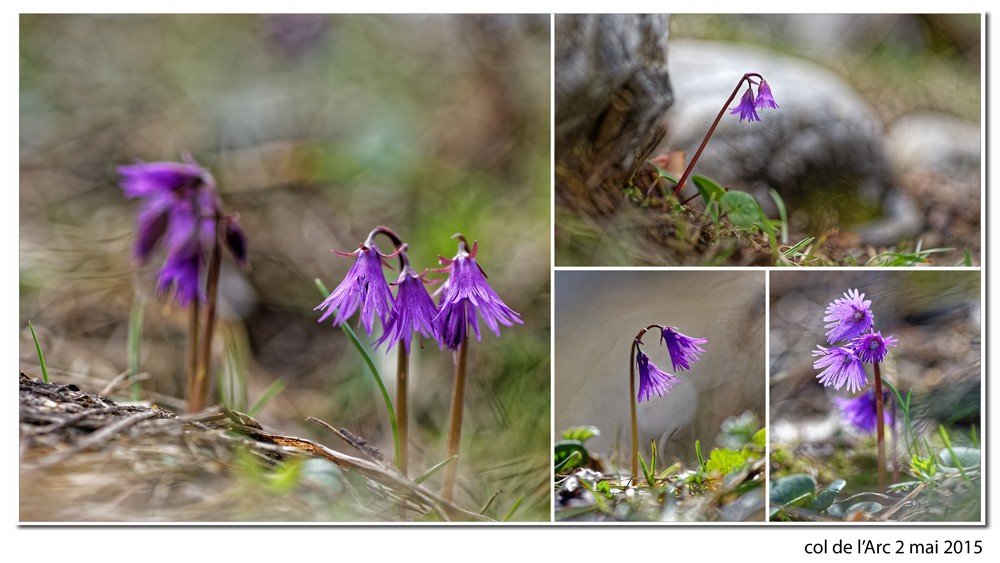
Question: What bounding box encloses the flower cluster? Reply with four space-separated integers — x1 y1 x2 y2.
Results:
729 77 779 123
635 326 707 403
812 289 897 393
118 157 247 306
316 229 521 353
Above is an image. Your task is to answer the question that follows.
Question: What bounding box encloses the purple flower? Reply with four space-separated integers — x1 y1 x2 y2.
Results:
729 88 760 122
315 241 395 337
659 326 707 372
118 157 246 306
754 79 779 111
375 268 441 353
636 349 680 403
813 345 867 393
852 330 898 364
834 390 892 434
435 238 523 350
824 288 874 344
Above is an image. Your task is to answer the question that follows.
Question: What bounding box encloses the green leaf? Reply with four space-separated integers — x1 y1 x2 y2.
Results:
751 427 767 449
554 440 589 472
720 191 763 229
639 453 656 487
810 479 846 511
692 174 726 203
769 474 816 506
560 425 600 443
704 448 746 477
938 446 980 470
502 495 526 522
248 379 287 417
647 161 679 184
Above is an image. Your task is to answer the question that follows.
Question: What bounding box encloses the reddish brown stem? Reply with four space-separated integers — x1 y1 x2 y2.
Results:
874 362 886 492
629 324 663 483
189 216 223 413
441 336 469 502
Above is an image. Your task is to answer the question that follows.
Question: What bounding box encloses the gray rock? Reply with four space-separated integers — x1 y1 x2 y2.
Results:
885 112 981 192
555 14 673 170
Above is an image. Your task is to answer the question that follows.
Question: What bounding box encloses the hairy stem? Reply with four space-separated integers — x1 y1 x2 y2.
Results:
442 336 469 502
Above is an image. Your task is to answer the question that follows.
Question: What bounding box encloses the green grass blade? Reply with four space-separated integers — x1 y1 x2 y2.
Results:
478 490 502 515
695 439 706 470
502 494 526 522
248 379 287 417
127 293 146 400
768 188 789 244
315 277 400 471
413 455 458 485
938 425 969 481
782 237 815 257
28 321 49 384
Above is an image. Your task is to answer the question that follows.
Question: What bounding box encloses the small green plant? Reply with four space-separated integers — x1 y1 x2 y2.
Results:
27 320 50 384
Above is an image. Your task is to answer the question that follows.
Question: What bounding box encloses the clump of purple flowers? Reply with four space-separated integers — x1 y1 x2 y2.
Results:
728 76 779 123
634 325 706 403
813 289 897 392
118 156 247 306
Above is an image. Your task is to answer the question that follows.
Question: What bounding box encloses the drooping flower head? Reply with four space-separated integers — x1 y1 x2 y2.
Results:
852 330 898 365
315 233 396 337
118 156 246 306
824 288 874 344
435 235 523 350
635 348 680 403
754 79 779 111
374 247 442 354
729 88 760 122
659 326 707 372
834 390 893 434
812 345 867 393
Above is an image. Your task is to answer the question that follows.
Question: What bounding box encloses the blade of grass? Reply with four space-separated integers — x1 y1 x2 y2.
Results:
695 439 706 470
768 188 789 244
502 494 526 522
413 455 458 485
315 278 400 472
478 490 502 515
127 293 145 400
248 379 287 417
782 237 815 258
937 425 969 481
28 321 49 384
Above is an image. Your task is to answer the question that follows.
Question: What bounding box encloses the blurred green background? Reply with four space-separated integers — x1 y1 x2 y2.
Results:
19 14 551 521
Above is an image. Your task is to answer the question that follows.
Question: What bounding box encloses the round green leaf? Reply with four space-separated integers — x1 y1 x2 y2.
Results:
720 191 763 229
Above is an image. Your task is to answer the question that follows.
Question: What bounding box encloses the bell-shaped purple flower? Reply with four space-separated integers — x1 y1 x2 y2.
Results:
659 326 707 372
315 241 395 337
729 88 760 122
435 238 522 350
852 330 898 364
636 349 680 403
754 79 779 111
118 157 246 307
824 288 874 344
834 390 892 434
375 267 442 353
813 345 868 393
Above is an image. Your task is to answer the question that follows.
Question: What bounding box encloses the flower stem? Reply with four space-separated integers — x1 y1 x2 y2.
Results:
185 297 200 411
655 73 760 201
629 339 639 482
396 345 409 476
874 362 887 492
442 336 469 503
628 325 661 483
189 216 223 413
